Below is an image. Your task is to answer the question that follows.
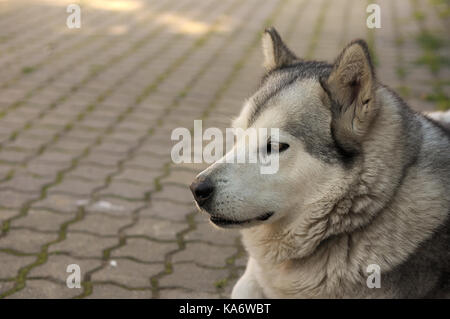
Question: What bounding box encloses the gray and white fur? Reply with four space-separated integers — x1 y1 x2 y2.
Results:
190 27 450 298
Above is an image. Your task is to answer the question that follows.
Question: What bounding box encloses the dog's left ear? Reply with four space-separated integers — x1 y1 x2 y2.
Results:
320 39 378 155
262 27 299 71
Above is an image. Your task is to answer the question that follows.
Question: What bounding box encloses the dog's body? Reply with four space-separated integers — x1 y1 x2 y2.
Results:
190 28 450 298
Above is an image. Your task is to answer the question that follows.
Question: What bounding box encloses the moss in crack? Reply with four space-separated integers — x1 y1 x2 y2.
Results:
165 262 173 275
424 89 450 110
0 209 85 298
305 0 330 59
214 278 228 290
397 85 411 98
21 66 35 74
396 66 407 80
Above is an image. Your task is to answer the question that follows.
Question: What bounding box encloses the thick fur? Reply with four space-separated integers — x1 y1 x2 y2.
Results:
193 28 450 298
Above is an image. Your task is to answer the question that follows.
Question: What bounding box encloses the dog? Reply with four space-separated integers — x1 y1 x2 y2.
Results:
190 27 450 298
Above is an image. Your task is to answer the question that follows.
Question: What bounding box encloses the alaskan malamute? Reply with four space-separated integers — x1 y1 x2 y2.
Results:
190 28 449 298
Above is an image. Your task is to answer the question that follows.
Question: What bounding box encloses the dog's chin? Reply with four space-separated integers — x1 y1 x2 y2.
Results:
208 212 274 229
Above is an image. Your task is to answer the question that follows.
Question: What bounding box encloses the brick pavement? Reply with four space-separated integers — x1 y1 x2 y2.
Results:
0 0 448 298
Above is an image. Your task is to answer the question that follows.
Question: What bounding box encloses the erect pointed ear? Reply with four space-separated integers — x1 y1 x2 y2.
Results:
262 27 299 71
320 39 378 155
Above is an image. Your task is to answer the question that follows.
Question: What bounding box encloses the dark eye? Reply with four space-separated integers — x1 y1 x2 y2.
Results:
267 142 289 154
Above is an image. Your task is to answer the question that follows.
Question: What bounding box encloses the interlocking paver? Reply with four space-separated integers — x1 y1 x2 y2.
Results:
48 233 118 258
140 199 195 221
7 279 77 299
87 284 152 299
0 229 56 254
91 259 162 288
28 255 102 282
11 209 72 232
0 253 36 279
123 217 187 240
184 219 239 246
158 263 229 293
0 0 447 299
172 242 236 268
111 238 178 263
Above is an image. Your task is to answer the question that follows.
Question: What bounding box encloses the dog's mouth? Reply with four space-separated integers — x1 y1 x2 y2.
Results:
209 212 274 228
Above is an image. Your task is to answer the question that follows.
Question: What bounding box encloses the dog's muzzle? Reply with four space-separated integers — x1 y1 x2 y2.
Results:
190 177 214 207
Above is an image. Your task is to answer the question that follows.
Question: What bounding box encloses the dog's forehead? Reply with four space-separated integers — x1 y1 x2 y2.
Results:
250 79 325 130
247 61 332 127
239 62 344 165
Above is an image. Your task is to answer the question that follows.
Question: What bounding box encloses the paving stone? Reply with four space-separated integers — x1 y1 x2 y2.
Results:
153 184 194 204
0 281 15 295
70 214 132 236
0 229 56 254
159 288 222 299
0 149 28 163
7 279 78 299
112 238 178 263
162 169 196 187
67 164 114 181
159 263 229 293
48 233 118 258
114 167 161 184
26 160 69 178
140 199 194 221
33 193 82 214
185 219 240 246
11 209 73 232
124 217 187 240
91 259 162 288
28 255 102 283
0 252 36 278
98 181 151 199
84 197 143 217
173 242 236 268
0 172 52 194
49 179 103 197
81 150 124 167
0 209 19 223
127 153 167 170
88 284 152 299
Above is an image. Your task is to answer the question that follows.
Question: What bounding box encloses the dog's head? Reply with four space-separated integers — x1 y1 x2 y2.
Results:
191 28 378 229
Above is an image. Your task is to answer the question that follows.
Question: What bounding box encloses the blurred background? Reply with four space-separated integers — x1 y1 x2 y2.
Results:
0 0 448 298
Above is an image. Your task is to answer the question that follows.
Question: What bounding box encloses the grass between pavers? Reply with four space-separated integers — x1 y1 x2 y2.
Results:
366 0 379 67
305 0 331 59
0 8 118 89
0 6 70 53
0 0 224 190
411 0 449 110
0 208 85 298
429 0 450 19
391 0 414 100
71 0 255 299
0 0 233 292
0 0 189 134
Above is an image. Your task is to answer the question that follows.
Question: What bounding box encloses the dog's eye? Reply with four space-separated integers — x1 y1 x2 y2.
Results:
267 142 289 154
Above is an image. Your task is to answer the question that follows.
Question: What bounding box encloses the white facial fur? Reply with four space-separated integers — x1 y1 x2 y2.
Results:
196 80 341 228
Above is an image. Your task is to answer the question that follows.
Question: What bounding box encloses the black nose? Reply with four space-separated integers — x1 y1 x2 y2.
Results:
190 178 214 206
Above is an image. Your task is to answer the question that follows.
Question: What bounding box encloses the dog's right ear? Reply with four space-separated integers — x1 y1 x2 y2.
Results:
262 27 299 71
